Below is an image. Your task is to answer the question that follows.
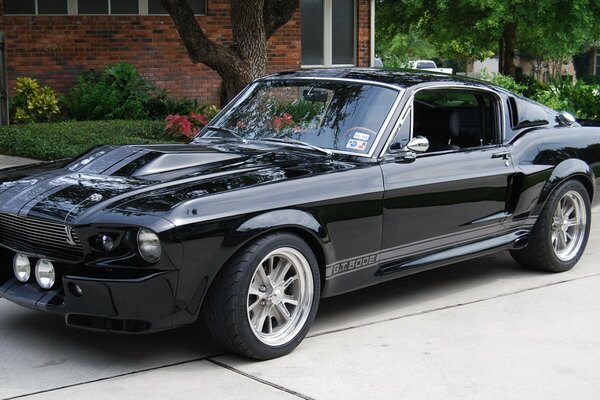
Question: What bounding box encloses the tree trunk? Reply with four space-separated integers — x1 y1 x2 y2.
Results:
161 0 299 105
500 22 517 76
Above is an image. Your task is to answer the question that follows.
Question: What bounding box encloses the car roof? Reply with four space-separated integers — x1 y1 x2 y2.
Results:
262 68 488 90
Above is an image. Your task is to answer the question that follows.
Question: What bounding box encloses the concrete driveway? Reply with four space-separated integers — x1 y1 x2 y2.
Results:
0 158 599 399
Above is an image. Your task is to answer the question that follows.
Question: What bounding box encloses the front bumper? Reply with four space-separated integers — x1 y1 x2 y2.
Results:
0 270 178 333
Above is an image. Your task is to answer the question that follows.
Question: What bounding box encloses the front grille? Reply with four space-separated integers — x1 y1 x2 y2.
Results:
0 213 84 260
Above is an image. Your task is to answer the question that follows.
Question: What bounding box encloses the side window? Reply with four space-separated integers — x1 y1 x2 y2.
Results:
413 90 500 152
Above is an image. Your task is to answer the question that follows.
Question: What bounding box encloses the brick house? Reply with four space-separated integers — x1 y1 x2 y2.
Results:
0 0 375 105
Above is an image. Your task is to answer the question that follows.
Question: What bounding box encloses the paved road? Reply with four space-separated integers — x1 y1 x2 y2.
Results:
0 158 598 399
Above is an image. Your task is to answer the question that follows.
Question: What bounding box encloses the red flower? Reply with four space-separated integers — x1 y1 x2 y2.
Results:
190 112 208 126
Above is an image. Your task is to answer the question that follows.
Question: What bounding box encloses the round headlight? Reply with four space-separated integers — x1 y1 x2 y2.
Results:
13 254 31 282
35 259 55 289
137 228 161 263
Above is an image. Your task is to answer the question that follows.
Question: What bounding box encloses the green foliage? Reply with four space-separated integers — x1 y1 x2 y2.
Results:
481 71 528 95
62 62 220 122
62 62 155 120
10 77 60 123
0 120 177 160
481 72 600 120
376 0 600 69
534 79 600 120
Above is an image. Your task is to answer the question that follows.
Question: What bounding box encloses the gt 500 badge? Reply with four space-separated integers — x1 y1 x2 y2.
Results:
326 253 380 279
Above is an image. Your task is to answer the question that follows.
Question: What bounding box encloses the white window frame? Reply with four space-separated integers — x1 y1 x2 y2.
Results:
302 0 357 68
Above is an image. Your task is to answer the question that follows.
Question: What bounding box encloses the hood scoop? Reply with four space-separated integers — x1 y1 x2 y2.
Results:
131 153 241 177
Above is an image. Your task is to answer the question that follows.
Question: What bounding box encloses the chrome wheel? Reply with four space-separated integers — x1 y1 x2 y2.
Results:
551 190 587 261
247 247 314 347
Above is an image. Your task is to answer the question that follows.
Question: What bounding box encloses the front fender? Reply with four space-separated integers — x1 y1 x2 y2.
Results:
235 209 334 265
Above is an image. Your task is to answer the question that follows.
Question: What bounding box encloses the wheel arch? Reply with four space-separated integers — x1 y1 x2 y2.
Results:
535 159 595 215
230 209 333 286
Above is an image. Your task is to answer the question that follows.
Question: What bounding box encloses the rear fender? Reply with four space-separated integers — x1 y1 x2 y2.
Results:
533 159 595 215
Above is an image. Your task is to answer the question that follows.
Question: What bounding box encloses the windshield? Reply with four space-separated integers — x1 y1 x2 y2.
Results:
196 79 399 155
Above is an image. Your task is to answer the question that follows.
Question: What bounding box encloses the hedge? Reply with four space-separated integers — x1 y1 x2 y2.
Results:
0 120 179 161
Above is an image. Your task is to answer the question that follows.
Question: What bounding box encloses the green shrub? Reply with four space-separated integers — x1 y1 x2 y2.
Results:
0 120 178 160
532 78 600 120
482 72 600 120
147 90 201 119
10 77 61 123
62 62 155 120
480 71 528 95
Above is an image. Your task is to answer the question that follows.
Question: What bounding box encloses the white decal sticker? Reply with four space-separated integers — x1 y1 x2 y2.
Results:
353 132 371 141
346 139 367 151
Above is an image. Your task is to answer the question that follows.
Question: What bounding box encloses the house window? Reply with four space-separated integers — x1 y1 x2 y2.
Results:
3 0 207 15
77 0 138 15
148 0 206 14
4 0 68 14
596 48 600 75
301 0 356 67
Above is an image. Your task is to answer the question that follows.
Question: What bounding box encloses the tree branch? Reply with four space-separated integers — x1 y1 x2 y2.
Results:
160 0 239 70
263 0 299 39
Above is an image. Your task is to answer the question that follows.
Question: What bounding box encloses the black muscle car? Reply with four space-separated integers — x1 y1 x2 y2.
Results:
1 69 599 359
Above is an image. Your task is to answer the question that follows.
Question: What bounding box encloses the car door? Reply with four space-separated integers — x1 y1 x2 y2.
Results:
379 87 515 273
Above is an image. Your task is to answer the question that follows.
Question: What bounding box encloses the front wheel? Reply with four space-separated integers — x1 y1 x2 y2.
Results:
511 180 591 272
203 233 320 360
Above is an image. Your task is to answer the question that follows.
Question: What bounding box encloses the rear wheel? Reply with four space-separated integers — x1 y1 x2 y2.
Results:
511 180 591 272
203 233 320 359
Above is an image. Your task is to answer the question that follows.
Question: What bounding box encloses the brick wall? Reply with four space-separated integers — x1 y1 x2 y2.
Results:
0 0 371 104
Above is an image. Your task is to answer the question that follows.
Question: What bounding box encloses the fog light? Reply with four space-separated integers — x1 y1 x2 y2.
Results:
98 234 115 251
35 259 55 289
13 254 31 282
137 228 161 263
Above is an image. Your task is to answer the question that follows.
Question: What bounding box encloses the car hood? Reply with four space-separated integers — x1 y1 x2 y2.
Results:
0 144 349 224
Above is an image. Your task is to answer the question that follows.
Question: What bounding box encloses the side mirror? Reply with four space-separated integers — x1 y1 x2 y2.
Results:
387 136 429 162
405 136 429 153
558 111 576 127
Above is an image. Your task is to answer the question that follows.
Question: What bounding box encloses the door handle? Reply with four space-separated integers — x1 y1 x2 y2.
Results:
491 151 511 160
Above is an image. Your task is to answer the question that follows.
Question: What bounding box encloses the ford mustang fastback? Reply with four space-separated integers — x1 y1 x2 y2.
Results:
1 69 599 359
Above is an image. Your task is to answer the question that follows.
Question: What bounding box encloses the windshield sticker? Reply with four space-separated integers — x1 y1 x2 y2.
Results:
353 132 371 141
346 139 367 151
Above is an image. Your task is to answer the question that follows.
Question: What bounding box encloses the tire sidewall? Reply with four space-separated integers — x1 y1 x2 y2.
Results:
233 233 321 359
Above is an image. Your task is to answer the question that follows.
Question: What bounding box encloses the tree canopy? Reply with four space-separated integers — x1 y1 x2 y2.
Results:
376 0 600 75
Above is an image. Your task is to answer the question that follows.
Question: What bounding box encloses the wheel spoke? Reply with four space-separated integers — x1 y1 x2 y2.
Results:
557 230 567 250
255 265 270 287
282 275 298 290
275 303 292 322
565 231 573 242
282 295 298 307
249 282 266 298
248 298 262 312
563 204 575 218
564 218 580 228
251 305 269 332
273 260 293 286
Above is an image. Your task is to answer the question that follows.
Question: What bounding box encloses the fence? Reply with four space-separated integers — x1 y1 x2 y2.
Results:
0 32 8 126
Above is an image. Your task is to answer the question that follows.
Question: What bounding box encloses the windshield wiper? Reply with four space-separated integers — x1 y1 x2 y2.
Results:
201 126 248 143
258 137 333 156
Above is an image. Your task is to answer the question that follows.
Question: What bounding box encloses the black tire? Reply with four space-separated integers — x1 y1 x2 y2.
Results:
511 180 591 272
203 232 320 360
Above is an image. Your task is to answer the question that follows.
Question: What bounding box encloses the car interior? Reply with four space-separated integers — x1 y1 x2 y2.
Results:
412 90 499 152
